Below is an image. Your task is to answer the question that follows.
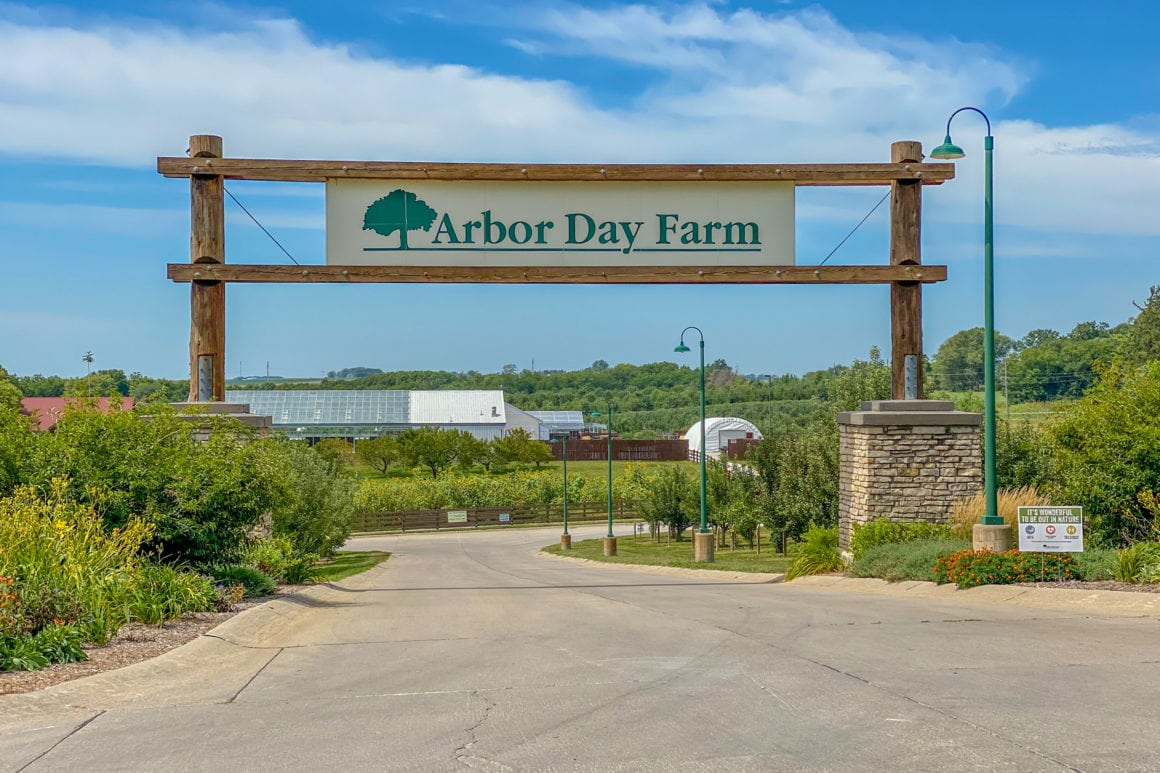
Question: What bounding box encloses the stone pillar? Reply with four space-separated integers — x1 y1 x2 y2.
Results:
602 537 617 556
837 400 982 551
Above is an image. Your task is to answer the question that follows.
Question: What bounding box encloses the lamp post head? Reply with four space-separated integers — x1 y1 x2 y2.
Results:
931 135 965 159
674 342 691 353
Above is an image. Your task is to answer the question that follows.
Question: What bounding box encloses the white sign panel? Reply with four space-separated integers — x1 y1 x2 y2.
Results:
447 510 468 524
326 180 794 267
1017 506 1083 552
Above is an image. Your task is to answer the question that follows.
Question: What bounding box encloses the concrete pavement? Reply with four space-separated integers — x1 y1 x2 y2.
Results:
2 524 1159 771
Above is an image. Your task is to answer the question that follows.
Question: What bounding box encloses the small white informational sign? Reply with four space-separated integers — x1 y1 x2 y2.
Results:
498 513 511 524
447 510 468 524
1017 506 1083 552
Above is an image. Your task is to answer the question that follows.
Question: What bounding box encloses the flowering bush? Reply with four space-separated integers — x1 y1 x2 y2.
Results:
933 549 1079 589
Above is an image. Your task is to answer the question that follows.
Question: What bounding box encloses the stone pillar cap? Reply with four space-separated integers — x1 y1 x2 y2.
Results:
859 399 954 412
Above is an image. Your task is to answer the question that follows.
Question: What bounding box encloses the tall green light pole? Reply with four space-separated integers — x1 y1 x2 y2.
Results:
675 327 708 537
932 106 1001 526
590 407 616 554
550 435 570 549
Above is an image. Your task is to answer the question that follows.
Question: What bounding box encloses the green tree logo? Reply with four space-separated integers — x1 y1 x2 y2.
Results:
362 189 438 249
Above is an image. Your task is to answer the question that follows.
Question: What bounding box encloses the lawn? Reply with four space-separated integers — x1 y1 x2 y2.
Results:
544 533 797 573
310 550 391 582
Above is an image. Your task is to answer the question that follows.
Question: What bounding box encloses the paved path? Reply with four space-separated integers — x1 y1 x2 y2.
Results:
3 524 1159 771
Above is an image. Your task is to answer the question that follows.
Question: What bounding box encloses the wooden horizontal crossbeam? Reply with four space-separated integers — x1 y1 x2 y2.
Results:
167 264 947 285
157 159 955 186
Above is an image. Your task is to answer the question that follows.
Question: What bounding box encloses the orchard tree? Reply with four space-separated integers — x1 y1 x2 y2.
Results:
1125 285 1160 366
356 434 403 475
398 427 473 479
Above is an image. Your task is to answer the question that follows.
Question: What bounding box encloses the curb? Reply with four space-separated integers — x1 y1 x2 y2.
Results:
538 547 785 583
787 574 1160 617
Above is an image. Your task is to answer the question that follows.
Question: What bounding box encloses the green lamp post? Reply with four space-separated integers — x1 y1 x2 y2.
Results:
676 326 712 562
590 407 617 555
550 435 570 549
932 106 1002 527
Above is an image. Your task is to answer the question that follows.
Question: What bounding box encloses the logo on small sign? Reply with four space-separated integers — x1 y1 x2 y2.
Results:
1045 525 1056 536
1066 525 1077 535
1024 525 1035 534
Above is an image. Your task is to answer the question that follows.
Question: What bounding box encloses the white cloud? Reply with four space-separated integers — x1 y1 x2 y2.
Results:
0 3 1156 239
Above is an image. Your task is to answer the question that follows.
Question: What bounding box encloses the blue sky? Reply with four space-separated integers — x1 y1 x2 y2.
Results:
1 1 1157 380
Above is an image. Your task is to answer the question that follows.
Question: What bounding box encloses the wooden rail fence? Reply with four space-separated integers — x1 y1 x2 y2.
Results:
353 501 638 533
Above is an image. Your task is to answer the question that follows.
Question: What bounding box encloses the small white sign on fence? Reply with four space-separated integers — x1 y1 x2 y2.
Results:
1017 506 1083 552
447 510 468 524
499 513 511 524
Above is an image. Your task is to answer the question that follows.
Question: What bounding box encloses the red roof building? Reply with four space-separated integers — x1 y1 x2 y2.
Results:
19 397 135 432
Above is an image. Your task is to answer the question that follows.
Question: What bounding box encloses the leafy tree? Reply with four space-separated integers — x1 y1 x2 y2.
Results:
493 428 552 467
1124 285 1160 366
636 465 697 539
1005 331 1117 401
268 441 356 557
0 364 22 412
362 189 438 249
590 360 609 371
398 427 473 479
313 438 356 467
932 328 1016 391
1019 328 1061 350
356 434 403 475
1049 360 1160 544
828 346 891 411
12 374 66 397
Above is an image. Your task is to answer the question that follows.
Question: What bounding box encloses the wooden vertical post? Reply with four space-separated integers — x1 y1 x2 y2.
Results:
188 135 226 401
889 140 924 400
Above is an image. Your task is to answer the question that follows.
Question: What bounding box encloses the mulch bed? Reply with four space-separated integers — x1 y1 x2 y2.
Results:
0 585 307 696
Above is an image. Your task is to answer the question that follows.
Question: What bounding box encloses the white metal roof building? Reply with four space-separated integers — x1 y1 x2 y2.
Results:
683 417 763 459
224 390 508 441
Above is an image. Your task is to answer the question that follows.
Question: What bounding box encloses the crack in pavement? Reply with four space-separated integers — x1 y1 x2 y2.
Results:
16 710 105 772
454 689 510 771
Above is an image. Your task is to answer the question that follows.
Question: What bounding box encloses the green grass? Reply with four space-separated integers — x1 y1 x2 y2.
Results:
543 534 797 573
309 551 391 582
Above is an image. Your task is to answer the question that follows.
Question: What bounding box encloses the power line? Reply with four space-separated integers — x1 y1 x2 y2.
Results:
223 185 301 265
817 190 891 266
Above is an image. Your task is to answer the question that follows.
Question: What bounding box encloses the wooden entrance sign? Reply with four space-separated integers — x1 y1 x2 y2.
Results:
162 135 952 401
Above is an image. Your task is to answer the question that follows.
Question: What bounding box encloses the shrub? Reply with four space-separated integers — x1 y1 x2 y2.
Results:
948 486 1052 539
1111 542 1160 583
0 482 150 643
243 538 296 582
850 538 970 582
0 634 50 671
1073 549 1118 582
268 443 356 557
127 563 215 626
1049 361 1160 545
212 565 276 598
785 525 843 580
850 518 954 558
933 549 1080 589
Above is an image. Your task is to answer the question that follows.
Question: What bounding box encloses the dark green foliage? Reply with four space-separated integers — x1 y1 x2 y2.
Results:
1005 323 1119 401
996 420 1054 489
1049 361 1160 544
849 519 954 559
850 538 970 582
745 417 839 541
269 443 357 557
1111 542 1160 583
127 563 215 625
933 550 1080 589
636 465 698 539
1073 549 1118 582
0 625 87 672
932 328 1017 391
212 565 276 598
1123 286 1160 366
785 525 842 580
398 426 477 479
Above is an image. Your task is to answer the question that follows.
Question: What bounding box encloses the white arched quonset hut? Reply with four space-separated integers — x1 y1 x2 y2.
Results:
684 417 762 460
